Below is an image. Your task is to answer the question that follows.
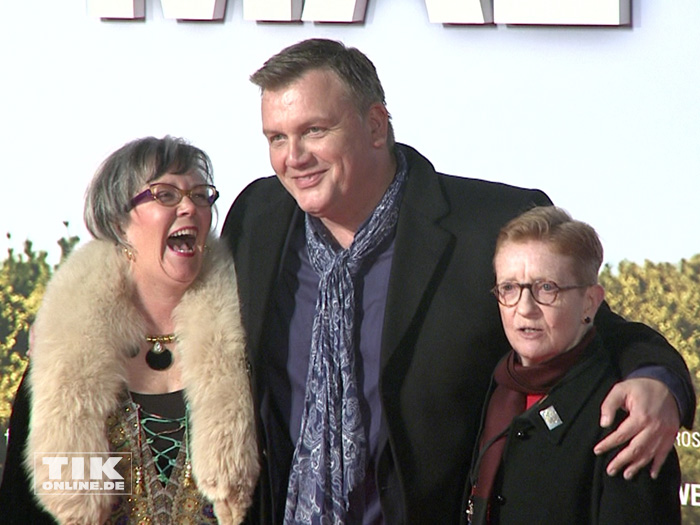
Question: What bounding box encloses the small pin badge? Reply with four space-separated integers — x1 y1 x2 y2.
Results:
539 405 563 430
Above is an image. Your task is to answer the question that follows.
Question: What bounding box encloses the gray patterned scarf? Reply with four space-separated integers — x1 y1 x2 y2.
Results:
284 150 407 524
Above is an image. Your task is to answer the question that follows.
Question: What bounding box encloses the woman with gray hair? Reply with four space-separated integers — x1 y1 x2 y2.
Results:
0 136 259 524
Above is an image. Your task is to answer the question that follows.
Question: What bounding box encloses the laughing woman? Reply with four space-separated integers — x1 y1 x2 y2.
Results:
0 136 259 524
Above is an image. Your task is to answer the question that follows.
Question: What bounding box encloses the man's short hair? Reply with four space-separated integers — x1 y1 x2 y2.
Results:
251 38 394 146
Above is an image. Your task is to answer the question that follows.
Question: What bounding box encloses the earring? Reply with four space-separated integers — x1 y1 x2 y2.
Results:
123 247 135 262
584 316 592 324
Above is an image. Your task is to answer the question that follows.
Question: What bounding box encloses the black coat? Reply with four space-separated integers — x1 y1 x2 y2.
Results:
466 336 681 525
0 372 56 524
221 144 693 524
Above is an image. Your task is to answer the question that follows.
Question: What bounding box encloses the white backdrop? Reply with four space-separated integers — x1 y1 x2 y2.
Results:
0 0 699 266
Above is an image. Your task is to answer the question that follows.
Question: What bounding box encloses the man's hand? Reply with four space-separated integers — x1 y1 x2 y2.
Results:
594 377 679 480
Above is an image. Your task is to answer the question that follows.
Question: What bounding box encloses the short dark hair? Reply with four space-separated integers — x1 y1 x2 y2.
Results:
84 136 214 246
250 38 394 146
494 206 604 285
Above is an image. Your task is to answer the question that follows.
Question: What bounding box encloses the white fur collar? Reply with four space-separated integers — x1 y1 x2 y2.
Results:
26 238 258 524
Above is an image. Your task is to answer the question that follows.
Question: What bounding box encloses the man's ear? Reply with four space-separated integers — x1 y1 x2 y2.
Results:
367 103 390 148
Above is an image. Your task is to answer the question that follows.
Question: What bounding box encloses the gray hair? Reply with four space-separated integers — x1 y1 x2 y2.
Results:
250 38 394 147
84 136 214 246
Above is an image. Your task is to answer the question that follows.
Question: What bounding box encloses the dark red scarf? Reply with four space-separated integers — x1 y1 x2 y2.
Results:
472 328 596 506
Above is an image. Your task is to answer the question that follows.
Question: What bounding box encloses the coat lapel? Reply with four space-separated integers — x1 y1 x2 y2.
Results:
380 146 453 370
239 187 299 356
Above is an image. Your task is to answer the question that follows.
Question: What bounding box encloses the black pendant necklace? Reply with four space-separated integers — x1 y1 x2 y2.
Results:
144 334 175 371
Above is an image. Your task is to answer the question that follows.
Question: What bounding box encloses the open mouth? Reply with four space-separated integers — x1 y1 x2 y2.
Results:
167 228 198 254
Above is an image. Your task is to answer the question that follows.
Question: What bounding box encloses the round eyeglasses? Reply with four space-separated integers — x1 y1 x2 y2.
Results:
491 280 591 307
130 183 219 209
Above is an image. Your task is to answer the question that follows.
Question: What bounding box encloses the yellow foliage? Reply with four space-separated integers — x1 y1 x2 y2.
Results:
600 255 700 523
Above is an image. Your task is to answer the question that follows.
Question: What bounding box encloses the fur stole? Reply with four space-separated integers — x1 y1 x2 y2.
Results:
25 238 259 524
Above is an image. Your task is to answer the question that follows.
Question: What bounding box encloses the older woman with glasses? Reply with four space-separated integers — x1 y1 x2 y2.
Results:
0 136 259 524
466 206 681 525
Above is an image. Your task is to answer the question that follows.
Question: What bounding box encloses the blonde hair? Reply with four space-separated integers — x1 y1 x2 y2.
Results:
494 206 604 285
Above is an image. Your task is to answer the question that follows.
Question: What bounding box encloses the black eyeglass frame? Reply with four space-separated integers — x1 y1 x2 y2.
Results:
129 183 219 210
491 280 592 307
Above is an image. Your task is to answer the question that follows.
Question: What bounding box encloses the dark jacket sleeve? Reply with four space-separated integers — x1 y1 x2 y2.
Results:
597 438 681 523
0 368 57 524
594 302 696 428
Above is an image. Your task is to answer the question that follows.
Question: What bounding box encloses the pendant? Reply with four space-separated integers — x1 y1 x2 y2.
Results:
146 341 173 371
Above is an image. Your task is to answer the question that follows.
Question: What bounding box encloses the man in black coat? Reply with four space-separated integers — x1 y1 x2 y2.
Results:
221 38 694 524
